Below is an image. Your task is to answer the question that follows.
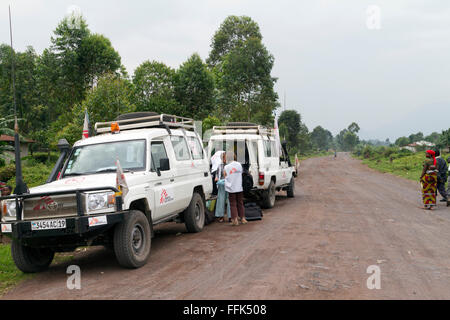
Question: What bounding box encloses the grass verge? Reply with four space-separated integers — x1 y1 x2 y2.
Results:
0 243 75 297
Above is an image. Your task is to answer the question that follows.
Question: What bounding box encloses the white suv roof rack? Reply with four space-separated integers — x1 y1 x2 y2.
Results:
95 114 195 134
212 125 275 136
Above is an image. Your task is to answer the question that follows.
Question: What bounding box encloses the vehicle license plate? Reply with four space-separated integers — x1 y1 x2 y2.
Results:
31 219 66 231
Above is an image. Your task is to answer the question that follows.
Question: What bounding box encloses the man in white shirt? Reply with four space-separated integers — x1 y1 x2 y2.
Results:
224 151 248 226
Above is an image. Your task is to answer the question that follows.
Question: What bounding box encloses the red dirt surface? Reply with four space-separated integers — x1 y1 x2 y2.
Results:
3 153 450 299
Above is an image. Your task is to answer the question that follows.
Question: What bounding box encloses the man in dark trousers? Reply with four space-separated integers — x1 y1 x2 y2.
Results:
435 150 448 204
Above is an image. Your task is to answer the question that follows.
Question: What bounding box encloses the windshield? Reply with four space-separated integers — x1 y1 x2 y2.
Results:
63 140 146 177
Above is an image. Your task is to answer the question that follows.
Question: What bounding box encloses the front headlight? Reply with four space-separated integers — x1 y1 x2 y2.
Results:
1 200 16 221
87 192 115 213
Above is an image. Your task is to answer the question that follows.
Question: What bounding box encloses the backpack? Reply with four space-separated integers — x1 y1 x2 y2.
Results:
242 170 253 193
244 202 263 220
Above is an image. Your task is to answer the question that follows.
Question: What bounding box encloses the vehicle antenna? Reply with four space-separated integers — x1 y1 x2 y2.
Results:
9 5 28 195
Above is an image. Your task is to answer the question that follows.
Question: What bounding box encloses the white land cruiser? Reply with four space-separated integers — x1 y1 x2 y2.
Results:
207 123 296 209
0 113 212 272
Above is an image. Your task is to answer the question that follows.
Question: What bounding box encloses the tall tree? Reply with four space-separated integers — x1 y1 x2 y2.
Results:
133 60 182 115
208 16 278 126
207 15 262 68
310 126 333 151
174 53 214 120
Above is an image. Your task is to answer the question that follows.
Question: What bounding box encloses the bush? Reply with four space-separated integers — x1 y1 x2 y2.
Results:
7 163 53 188
0 165 16 182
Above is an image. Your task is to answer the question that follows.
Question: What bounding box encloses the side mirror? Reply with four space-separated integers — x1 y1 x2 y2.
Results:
159 158 170 171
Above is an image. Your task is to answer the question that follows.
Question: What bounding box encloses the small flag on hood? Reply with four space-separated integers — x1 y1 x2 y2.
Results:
82 109 90 139
116 159 129 198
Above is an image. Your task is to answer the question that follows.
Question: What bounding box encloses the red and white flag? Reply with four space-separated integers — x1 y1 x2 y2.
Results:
115 159 129 198
82 109 90 139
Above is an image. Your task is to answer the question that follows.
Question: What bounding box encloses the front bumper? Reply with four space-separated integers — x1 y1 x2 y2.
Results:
1 212 125 240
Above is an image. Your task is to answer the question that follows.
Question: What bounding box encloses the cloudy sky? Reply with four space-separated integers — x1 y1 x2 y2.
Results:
1 0 449 141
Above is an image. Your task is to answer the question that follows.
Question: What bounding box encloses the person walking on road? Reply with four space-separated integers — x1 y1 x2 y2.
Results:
420 150 438 210
224 151 248 226
435 150 448 204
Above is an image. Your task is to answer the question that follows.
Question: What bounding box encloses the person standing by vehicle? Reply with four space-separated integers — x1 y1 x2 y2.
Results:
224 151 248 226
435 150 448 203
214 151 231 222
420 150 438 210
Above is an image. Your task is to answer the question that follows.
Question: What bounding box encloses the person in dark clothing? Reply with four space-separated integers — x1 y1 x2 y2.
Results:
435 150 448 203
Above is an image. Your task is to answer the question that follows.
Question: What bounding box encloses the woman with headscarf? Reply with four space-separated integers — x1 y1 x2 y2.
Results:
212 151 231 222
210 150 225 195
420 150 438 210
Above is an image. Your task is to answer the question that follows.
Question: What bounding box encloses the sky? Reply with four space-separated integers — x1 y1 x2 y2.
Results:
1 0 449 142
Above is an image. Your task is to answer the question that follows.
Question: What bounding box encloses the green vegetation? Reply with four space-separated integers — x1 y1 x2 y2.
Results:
353 145 449 182
0 243 32 296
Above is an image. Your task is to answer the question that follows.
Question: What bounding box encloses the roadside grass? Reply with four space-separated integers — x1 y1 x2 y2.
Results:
0 243 32 296
290 151 334 164
356 151 449 184
0 243 75 297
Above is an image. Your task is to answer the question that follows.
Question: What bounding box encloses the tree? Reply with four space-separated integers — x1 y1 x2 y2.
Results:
79 34 121 88
133 60 182 115
395 136 410 147
310 126 333 151
408 132 424 144
348 122 360 134
208 16 278 126
50 14 121 108
207 15 261 68
278 110 301 149
53 74 135 146
174 53 214 120
50 14 90 107
438 129 450 149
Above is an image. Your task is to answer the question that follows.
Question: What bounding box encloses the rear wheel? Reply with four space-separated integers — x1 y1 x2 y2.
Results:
184 192 205 233
287 177 295 198
114 210 151 268
11 240 54 273
261 180 276 209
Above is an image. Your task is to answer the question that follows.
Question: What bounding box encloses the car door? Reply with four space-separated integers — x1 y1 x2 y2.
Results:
149 138 176 221
168 135 195 210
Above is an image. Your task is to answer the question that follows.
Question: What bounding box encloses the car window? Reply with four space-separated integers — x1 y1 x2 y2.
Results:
170 136 191 161
187 136 204 160
264 140 271 158
151 141 169 171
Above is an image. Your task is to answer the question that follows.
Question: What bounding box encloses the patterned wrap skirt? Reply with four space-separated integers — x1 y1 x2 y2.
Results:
421 170 437 207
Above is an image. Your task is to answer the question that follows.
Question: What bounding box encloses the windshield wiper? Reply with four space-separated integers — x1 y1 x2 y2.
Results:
63 172 85 177
95 168 133 174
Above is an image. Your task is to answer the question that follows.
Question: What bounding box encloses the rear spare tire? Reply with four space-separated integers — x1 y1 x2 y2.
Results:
114 210 151 268
11 240 54 273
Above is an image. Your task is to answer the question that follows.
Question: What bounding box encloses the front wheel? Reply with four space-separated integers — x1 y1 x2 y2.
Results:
184 192 205 233
114 210 151 268
11 240 54 273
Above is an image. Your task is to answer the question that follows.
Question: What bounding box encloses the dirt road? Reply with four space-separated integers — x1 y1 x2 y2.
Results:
3 153 450 299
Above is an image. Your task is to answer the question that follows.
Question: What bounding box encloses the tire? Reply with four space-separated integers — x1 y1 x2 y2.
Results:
113 210 151 268
11 240 54 273
287 177 295 198
184 192 206 233
261 180 276 209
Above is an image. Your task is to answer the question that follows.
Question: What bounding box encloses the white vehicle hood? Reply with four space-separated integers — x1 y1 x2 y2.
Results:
29 173 139 194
